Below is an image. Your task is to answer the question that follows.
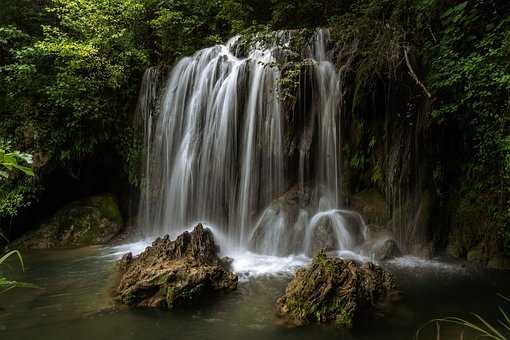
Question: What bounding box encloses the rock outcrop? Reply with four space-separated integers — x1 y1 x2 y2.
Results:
372 239 402 261
275 251 397 328
307 217 338 256
114 224 238 309
13 194 123 249
361 225 402 261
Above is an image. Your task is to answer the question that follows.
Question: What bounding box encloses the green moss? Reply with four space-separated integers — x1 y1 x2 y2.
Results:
12 193 123 249
467 246 486 263
87 194 123 226
122 292 137 305
334 307 353 328
285 252 354 327
166 286 175 309
166 283 207 308
447 238 465 259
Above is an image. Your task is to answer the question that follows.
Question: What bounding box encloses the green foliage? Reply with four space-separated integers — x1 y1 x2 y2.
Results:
324 0 509 255
0 147 34 179
1 0 149 172
0 147 36 294
0 145 36 224
277 59 315 105
0 249 35 293
418 295 510 340
428 0 510 255
218 0 272 33
271 0 349 29
0 180 38 219
149 0 226 62
0 0 508 258
329 0 430 109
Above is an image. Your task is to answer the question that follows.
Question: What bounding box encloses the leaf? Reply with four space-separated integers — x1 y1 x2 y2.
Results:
0 250 25 271
0 276 38 294
9 164 34 177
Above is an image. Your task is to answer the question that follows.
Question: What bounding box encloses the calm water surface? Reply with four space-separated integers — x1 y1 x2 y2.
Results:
1 245 509 340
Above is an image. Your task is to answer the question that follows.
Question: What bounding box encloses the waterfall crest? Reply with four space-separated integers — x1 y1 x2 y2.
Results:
136 29 366 256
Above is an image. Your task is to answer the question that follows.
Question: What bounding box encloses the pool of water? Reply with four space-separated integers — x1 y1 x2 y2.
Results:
1 244 509 340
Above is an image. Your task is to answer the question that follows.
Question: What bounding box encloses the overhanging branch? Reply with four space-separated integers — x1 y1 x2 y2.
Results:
403 46 432 99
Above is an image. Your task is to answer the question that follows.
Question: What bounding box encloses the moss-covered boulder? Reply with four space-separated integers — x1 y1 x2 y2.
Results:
373 239 401 261
307 216 339 256
361 225 401 261
447 193 502 264
114 224 237 309
275 251 397 328
466 243 488 263
13 194 123 249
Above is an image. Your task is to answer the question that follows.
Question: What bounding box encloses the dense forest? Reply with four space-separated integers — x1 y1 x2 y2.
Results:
0 0 509 338
1 0 508 262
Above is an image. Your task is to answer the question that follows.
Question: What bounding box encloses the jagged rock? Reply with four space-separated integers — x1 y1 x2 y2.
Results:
275 251 397 328
12 194 123 249
114 224 238 309
373 239 401 261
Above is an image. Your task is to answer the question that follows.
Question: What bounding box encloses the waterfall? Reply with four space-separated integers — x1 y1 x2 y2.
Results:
137 29 366 256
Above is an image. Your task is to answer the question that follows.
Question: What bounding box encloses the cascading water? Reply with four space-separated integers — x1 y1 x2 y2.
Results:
136 28 367 258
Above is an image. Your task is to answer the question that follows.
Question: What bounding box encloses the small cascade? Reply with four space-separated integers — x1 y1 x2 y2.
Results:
136 28 367 257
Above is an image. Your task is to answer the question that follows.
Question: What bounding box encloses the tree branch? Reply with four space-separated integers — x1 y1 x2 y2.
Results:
403 46 432 99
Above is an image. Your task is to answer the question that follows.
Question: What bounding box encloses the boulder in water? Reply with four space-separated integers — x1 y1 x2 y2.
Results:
114 224 238 309
307 217 338 256
373 239 401 261
275 251 397 328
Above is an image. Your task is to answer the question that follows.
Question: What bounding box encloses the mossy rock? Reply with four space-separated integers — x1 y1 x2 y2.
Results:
447 238 466 259
373 239 401 261
115 225 238 309
448 193 502 262
13 193 123 249
487 256 510 271
275 251 397 328
466 244 488 263
351 189 387 225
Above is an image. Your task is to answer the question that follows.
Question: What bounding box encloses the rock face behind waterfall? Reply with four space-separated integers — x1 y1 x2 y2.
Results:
275 252 397 328
114 224 237 309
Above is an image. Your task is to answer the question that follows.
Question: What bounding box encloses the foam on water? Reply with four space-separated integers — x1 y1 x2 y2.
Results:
328 250 371 263
99 227 466 280
101 240 152 259
228 252 310 281
388 256 465 273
